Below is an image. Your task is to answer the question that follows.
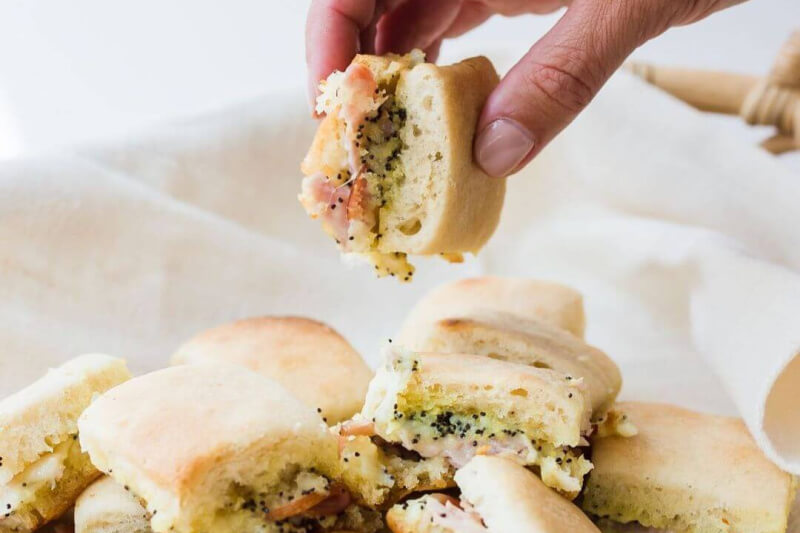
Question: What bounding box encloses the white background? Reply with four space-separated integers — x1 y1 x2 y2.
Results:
0 1 798 160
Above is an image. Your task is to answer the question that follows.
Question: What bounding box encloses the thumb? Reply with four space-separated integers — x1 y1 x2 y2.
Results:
474 0 659 177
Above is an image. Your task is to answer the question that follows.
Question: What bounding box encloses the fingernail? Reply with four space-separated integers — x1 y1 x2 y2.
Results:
474 118 535 177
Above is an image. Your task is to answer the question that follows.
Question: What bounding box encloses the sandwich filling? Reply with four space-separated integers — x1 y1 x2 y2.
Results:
336 420 453 507
300 51 423 279
593 518 671 532
361 354 592 496
204 465 382 533
392 494 487 533
0 434 94 522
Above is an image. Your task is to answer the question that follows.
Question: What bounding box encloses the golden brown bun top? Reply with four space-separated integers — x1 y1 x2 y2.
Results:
78 364 331 496
590 402 796 517
171 316 372 424
456 455 600 532
399 276 585 341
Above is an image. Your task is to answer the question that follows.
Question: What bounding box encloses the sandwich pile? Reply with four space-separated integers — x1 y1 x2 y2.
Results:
300 51 506 280
1 276 796 533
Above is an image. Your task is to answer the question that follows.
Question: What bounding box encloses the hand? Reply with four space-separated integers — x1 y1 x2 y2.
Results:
306 0 744 177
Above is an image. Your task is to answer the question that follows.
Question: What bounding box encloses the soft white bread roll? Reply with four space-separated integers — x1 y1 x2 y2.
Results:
386 455 600 533
0 354 131 533
582 402 797 533
360 348 593 497
398 276 586 339
78 364 382 533
401 311 621 420
301 51 505 278
75 477 150 533
170 316 372 424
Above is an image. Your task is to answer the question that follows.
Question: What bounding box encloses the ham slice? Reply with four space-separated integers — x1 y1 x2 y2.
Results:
338 63 383 173
265 483 351 521
299 171 376 249
265 491 329 521
305 484 352 518
339 418 376 437
347 176 375 229
299 173 352 244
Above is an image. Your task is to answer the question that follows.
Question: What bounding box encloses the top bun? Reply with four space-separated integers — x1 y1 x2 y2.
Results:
171 316 372 424
398 276 586 341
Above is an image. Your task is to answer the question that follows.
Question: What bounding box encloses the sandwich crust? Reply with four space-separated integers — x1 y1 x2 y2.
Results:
582 402 797 533
384 55 504 255
404 311 621 419
78 364 341 533
398 277 586 340
171 316 372 424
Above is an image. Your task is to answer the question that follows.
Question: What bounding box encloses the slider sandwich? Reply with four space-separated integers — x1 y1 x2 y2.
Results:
387 455 601 533
78 364 383 533
399 311 623 423
582 402 797 533
399 276 587 339
301 51 505 278
171 316 373 424
0 354 131 532
338 348 594 503
75 477 151 533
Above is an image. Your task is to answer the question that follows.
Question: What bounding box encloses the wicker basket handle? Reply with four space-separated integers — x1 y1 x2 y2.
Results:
627 30 800 153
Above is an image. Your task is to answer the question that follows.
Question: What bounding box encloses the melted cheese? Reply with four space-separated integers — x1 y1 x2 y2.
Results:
0 438 73 512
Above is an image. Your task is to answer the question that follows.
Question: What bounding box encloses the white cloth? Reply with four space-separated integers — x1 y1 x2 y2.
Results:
0 69 799 492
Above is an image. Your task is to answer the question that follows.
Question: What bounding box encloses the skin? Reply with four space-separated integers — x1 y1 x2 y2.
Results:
305 0 745 177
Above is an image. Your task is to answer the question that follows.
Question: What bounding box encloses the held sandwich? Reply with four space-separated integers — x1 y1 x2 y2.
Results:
0 354 131 533
301 51 505 278
387 455 601 533
78 364 383 533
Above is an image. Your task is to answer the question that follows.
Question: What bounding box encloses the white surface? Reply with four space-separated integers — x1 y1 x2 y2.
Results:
0 0 798 158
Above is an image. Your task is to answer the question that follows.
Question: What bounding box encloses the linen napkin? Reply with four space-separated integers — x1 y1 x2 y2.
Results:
0 68 798 488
